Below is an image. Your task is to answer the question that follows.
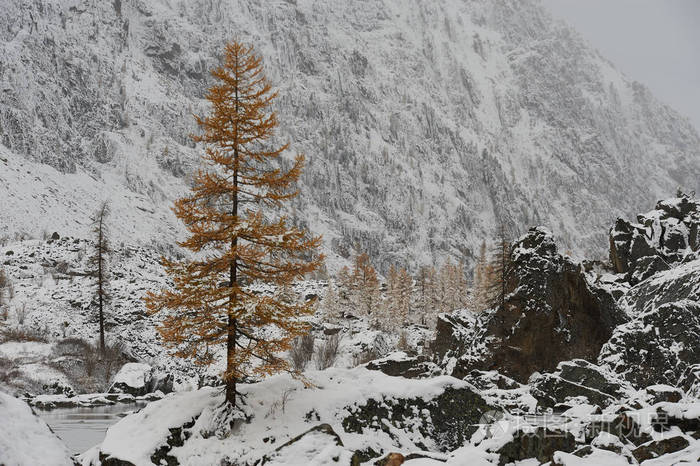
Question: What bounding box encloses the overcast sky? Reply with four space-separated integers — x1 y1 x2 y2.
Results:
541 0 700 132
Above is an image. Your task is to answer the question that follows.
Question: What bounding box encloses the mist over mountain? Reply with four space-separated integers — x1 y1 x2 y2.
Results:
1 0 698 271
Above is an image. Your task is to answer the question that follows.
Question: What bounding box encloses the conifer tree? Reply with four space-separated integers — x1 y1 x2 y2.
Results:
416 265 438 326
471 240 492 312
89 201 111 356
488 224 512 310
455 259 470 309
145 41 323 407
320 281 341 323
351 253 380 316
336 265 354 317
396 266 413 324
383 264 399 329
382 265 413 327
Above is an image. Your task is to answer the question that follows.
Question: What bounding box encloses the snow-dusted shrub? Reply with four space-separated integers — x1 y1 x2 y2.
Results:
102 341 126 381
54 337 91 357
0 356 20 384
265 388 295 418
396 330 410 352
0 267 8 289
79 340 127 392
14 303 27 325
314 334 340 370
289 334 315 372
0 326 47 343
54 261 70 275
352 349 379 367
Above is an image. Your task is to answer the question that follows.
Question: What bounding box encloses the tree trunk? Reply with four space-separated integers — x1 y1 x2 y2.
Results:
225 74 240 406
98 216 105 356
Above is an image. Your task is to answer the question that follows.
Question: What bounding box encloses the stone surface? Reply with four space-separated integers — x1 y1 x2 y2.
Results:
644 385 684 404
583 413 651 446
436 228 626 383
496 427 576 466
365 354 437 379
609 195 700 279
529 359 629 408
342 385 496 453
599 300 700 388
679 364 700 399
631 436 690 463
257 423 360 465
108 363 154 396
621 257 700 317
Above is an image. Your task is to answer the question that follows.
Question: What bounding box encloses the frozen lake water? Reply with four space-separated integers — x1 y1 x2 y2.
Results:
37 402 148 455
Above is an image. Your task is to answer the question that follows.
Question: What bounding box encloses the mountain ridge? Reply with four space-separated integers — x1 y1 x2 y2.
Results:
1 0 698 272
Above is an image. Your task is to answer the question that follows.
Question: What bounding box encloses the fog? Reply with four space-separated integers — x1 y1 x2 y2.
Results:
542 0 700 132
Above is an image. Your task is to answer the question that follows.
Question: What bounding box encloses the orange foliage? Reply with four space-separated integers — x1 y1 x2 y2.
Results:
145 41 324 405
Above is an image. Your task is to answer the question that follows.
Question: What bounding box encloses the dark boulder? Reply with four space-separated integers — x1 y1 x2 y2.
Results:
628 255 670 285
431 310 478 361
654 405 700 433
529 360 629 408
599 300 700 388
342 384 496 453
438 228 626 383
644 385 684 404
631 436 690 463
679 364 700 399
466 370 521 391
584 413 651 446
496 427 576 466
365 354 437 379
622 257 700 316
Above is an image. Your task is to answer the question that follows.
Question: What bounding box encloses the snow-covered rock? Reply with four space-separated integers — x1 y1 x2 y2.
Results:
257 423 358 466
622 256 700 317
529 360 631 409
599 300 700 388
0 391 74 466
364 352 438 379
108 363 154 396
609 194 699 281
495 426 576 465
94 367 495 465
435 227 625 383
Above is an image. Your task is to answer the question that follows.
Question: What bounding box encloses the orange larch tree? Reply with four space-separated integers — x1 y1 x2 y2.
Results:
352 253 380 316
145 41 323 407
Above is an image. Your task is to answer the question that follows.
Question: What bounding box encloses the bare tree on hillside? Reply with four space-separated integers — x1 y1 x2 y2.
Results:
89 202 111 356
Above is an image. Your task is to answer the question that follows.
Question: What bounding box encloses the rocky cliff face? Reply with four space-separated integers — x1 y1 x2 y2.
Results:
609 195 700 282
434 227 625 382
434 195 700 391
2 0 699 270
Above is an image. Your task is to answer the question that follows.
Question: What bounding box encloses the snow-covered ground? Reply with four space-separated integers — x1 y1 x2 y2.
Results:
0 235 435 400
0 391 74 466
72 367 700 465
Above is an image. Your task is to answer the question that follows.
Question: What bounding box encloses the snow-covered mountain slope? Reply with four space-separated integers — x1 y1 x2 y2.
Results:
1 0 699 270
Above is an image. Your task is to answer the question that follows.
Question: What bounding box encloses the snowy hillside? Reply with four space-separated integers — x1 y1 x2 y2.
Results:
1 0 699 271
